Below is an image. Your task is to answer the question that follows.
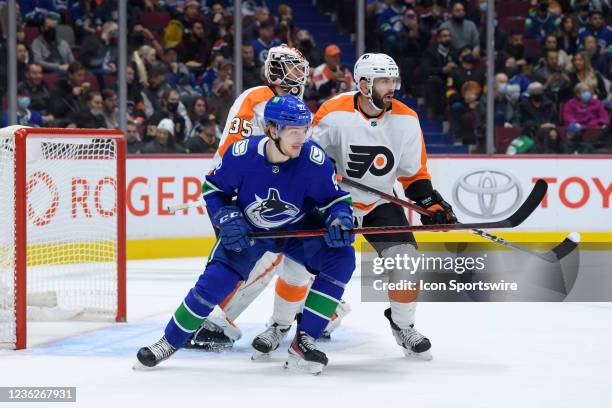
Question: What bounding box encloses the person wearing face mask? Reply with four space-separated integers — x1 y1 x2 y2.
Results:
562 82 610 129
569 51 608 101
295 29 324 68
70 90 106 129
524 0 561 42
145 89 188 144
80 21 119 80
517 81 559 129
1 85 45 128
476 73 519 139
422 27 457 120
30 15 75 73
439 1 481 58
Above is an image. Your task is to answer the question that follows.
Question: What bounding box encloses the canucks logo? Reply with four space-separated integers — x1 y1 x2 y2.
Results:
245 188 300 229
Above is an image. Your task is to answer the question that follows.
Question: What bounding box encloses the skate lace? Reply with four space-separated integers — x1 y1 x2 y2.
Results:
398 326 426 347
150 337 176 360
298 331 317 351
258 324 289 347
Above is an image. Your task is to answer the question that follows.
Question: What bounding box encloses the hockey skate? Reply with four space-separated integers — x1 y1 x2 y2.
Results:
183 316 240 351
251 322 291 360
134 336 177 369
284 330 328 375
384 308 432 361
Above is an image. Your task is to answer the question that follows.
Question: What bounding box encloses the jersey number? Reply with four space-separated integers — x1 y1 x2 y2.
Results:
229 118 253 137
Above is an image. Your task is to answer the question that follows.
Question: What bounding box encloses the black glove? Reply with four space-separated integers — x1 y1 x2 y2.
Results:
414 190 457 225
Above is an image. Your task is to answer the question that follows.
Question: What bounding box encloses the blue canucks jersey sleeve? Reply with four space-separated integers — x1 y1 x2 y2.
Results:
201 139 248 216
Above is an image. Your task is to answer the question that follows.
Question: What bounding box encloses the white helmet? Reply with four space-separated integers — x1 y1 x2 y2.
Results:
353 53 400 109
264 44 310 98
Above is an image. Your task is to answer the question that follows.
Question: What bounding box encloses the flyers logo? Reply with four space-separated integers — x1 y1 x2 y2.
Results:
346 145 395 178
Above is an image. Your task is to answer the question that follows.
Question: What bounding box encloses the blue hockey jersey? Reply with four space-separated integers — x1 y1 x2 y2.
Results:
202 135 352 231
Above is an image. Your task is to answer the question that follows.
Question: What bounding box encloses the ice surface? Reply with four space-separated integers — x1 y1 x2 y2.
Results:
1 257 611 408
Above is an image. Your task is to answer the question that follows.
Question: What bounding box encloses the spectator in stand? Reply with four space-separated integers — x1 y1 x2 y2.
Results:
517 81 558 129
379 0 412 38
310 45 355 104
181 20 212 68
143 118 186 154
20 63 51 116
101 88 119 129
1 84 46 127
419 0 450 36
472 0 507 54
277 4 297 47
126 63 146 121
145 88 188 144
30 14 75 74
422 27 456 120
207 2 231 44
241 44 262 89
132 44 159 87
211 58 235 125
533 49 573 102
15 43 29 83
125 120 144 154
581 34 609 75
565 122 593 154
243 6 270 42
562 82 610 129
393 8 431 66
141 64 171 117
187 95 208 127
570 51 608 100
186 114 220 153
19 0 61 25
295 29 324 68
555 16 579 56
179 1 205 31
477 73 519 135
533 127 568 153
448 47 485 140
574 0 592 28
543 35 573 72
439 1 480 57
251 19 281 64
130 24 163 60
81 21 119 88
69 0 100 40
49 62 90 126
73 90 106 129
577 10 612 51
524 0 560 42
161 46 198 102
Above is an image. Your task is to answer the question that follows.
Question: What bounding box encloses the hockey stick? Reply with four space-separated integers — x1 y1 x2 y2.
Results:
337 176 579 263
166 201 203 213
250 179 549 239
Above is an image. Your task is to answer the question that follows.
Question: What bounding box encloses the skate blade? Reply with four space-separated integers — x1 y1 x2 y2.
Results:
251 349 272 361
402 349 433 361
132 360 157 371
283 353 324 375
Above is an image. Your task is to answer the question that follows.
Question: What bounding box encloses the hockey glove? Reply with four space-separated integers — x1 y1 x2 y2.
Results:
212 206 254 251
324 211 355 248
414 190 458 225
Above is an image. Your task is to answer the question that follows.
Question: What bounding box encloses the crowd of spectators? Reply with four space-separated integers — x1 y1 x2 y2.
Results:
1 0 611 154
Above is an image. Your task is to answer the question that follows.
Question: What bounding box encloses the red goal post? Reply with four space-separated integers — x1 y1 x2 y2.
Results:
0 127 126 350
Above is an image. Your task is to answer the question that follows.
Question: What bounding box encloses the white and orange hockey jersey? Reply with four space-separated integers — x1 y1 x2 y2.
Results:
213 85 276 164
311 91 431 217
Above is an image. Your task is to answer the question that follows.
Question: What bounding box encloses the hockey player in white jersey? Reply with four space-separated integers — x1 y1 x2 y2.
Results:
310 53 458 360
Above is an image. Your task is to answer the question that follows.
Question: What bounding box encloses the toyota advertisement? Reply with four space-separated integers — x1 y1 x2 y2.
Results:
124 156 611 239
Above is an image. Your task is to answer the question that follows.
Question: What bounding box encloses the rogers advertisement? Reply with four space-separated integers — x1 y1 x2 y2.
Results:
122 156 611 239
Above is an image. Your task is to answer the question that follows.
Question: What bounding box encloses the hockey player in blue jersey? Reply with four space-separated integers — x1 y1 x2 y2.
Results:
136 95 356 374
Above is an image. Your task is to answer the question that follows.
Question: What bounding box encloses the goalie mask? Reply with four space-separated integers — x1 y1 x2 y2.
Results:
264 45 309 99
353 53 401 111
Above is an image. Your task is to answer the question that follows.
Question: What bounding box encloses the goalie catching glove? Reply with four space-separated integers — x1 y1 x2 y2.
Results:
414 190 457 225
212 206 254 251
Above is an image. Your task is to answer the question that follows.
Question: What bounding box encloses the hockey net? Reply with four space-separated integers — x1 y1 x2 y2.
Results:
0 126 126 349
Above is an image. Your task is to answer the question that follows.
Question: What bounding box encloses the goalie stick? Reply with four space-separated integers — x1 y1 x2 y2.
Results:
337 176 579 263
251 179 549 238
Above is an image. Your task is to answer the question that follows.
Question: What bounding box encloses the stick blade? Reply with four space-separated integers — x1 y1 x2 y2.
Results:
507 179 548 227
551 232 580 260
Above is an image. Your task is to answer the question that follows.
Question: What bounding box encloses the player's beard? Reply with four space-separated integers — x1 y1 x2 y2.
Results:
371 88 393 110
